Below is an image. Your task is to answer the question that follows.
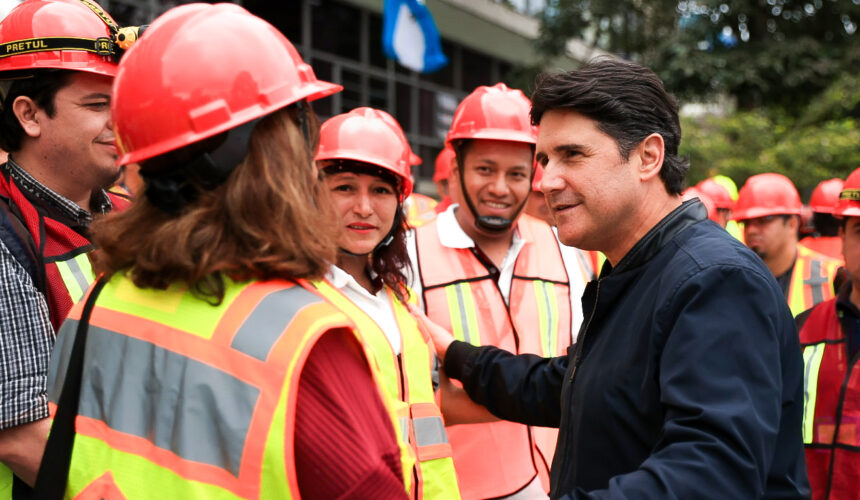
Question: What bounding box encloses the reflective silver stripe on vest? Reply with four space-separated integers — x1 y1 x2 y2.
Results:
75 324 259 477
805 260 826 306
231 286 322 361
399 416 410 444
413 415 449 448
64 254 92 298
47 319 79 404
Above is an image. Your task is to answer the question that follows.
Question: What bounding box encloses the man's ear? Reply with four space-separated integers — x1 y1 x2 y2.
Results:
786 214 800 231
12 96 42 139
635 133 665 182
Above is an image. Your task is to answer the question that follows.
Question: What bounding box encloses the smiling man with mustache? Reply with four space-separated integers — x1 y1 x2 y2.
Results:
0 0 130 494
417 58 811 499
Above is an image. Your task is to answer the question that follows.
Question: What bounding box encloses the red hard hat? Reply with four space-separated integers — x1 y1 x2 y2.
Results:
682 187 718 222
112 3 342 167
696 178 734 210
834 169 860 218
446 83 537 146
0 0 119 77
374 109 421 167
316 107 414 200
732 173 802 221
809 178 844 214
433 146 455 182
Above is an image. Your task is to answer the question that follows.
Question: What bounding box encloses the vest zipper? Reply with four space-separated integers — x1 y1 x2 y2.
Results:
570 278 600 382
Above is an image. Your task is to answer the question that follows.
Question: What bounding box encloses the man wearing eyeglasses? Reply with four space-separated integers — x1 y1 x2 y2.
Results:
733 173 842 316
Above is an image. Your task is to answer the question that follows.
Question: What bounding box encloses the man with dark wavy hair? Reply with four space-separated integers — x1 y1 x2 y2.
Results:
421 58 810 499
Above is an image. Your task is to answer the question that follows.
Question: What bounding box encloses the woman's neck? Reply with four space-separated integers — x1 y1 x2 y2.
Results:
338 252 375 294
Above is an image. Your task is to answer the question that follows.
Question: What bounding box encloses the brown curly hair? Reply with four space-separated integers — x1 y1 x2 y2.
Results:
90 105 338 303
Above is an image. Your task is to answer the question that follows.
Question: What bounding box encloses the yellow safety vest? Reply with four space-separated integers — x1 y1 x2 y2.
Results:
312 279 460 500
787 244 842 316
46 275 411 499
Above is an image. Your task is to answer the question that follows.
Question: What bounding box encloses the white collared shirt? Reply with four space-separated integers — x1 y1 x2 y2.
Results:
327 265 402 354
406 204 587 342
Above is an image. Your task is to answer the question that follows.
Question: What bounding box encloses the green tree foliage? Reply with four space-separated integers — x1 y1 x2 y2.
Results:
539 0 859 114
681 73 860 193
536 0 859 191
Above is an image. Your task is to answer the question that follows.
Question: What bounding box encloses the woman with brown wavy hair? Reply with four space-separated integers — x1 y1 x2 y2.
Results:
42 5 408 499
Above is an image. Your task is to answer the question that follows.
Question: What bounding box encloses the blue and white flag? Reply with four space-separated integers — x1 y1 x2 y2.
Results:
382 0 448 73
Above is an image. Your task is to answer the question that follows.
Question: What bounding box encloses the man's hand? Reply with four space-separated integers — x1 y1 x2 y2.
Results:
438 370 498 426
408 304 455 362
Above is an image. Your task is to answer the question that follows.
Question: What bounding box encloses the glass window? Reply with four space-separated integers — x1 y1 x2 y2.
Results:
369 77 388 110
340 68 363 111
419 40 455 87
369 13 389 69
311 0 361 61
418 89 435 137
461 47 493 91
434 91 459 142
396 82 414 133
243 0 302 42
310 59 333 118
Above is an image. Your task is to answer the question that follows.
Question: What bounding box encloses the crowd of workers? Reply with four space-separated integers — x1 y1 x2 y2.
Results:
0 1 856 499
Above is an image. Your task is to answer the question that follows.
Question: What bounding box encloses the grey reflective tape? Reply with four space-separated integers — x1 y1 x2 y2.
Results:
399 416 410 443
453 284 472 345
47 319 80 404
231 286 322 361
805 260 826 305
413 415 449 448
65 255 93 297
78 325 259 477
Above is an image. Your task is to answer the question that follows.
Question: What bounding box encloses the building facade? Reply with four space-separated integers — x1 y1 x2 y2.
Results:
94 0 588 193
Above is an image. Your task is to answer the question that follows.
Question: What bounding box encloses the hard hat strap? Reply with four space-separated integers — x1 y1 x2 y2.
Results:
840 189 860 201
78 0 119 34
141 117 262 214
0 36 117 60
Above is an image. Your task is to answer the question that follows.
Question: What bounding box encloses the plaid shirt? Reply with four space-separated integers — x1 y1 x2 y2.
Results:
0 159 109 430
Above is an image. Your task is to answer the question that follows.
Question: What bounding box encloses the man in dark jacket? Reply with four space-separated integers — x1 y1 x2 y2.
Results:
422 58 810 499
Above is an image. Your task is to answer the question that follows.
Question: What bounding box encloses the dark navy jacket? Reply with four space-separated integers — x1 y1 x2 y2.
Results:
445 200 810 499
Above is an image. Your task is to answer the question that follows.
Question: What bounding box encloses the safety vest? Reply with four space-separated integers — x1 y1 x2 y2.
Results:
799 298 860 500
313 279 460 500
406 193 438 228
0 167 129 330
0 168 128 499
799 236 844 263
726 219 744 242
48 275 410 499
788 245 842 317
414 213 572 499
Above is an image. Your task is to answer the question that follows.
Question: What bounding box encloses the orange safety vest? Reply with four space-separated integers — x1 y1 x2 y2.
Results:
788 245 842 317
799 298 860 500
799 236 844 263
47 275 409 499
414 213 572 499
406 193 439 228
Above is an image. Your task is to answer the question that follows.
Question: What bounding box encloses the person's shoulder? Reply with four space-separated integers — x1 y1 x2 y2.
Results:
675 220 769 277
